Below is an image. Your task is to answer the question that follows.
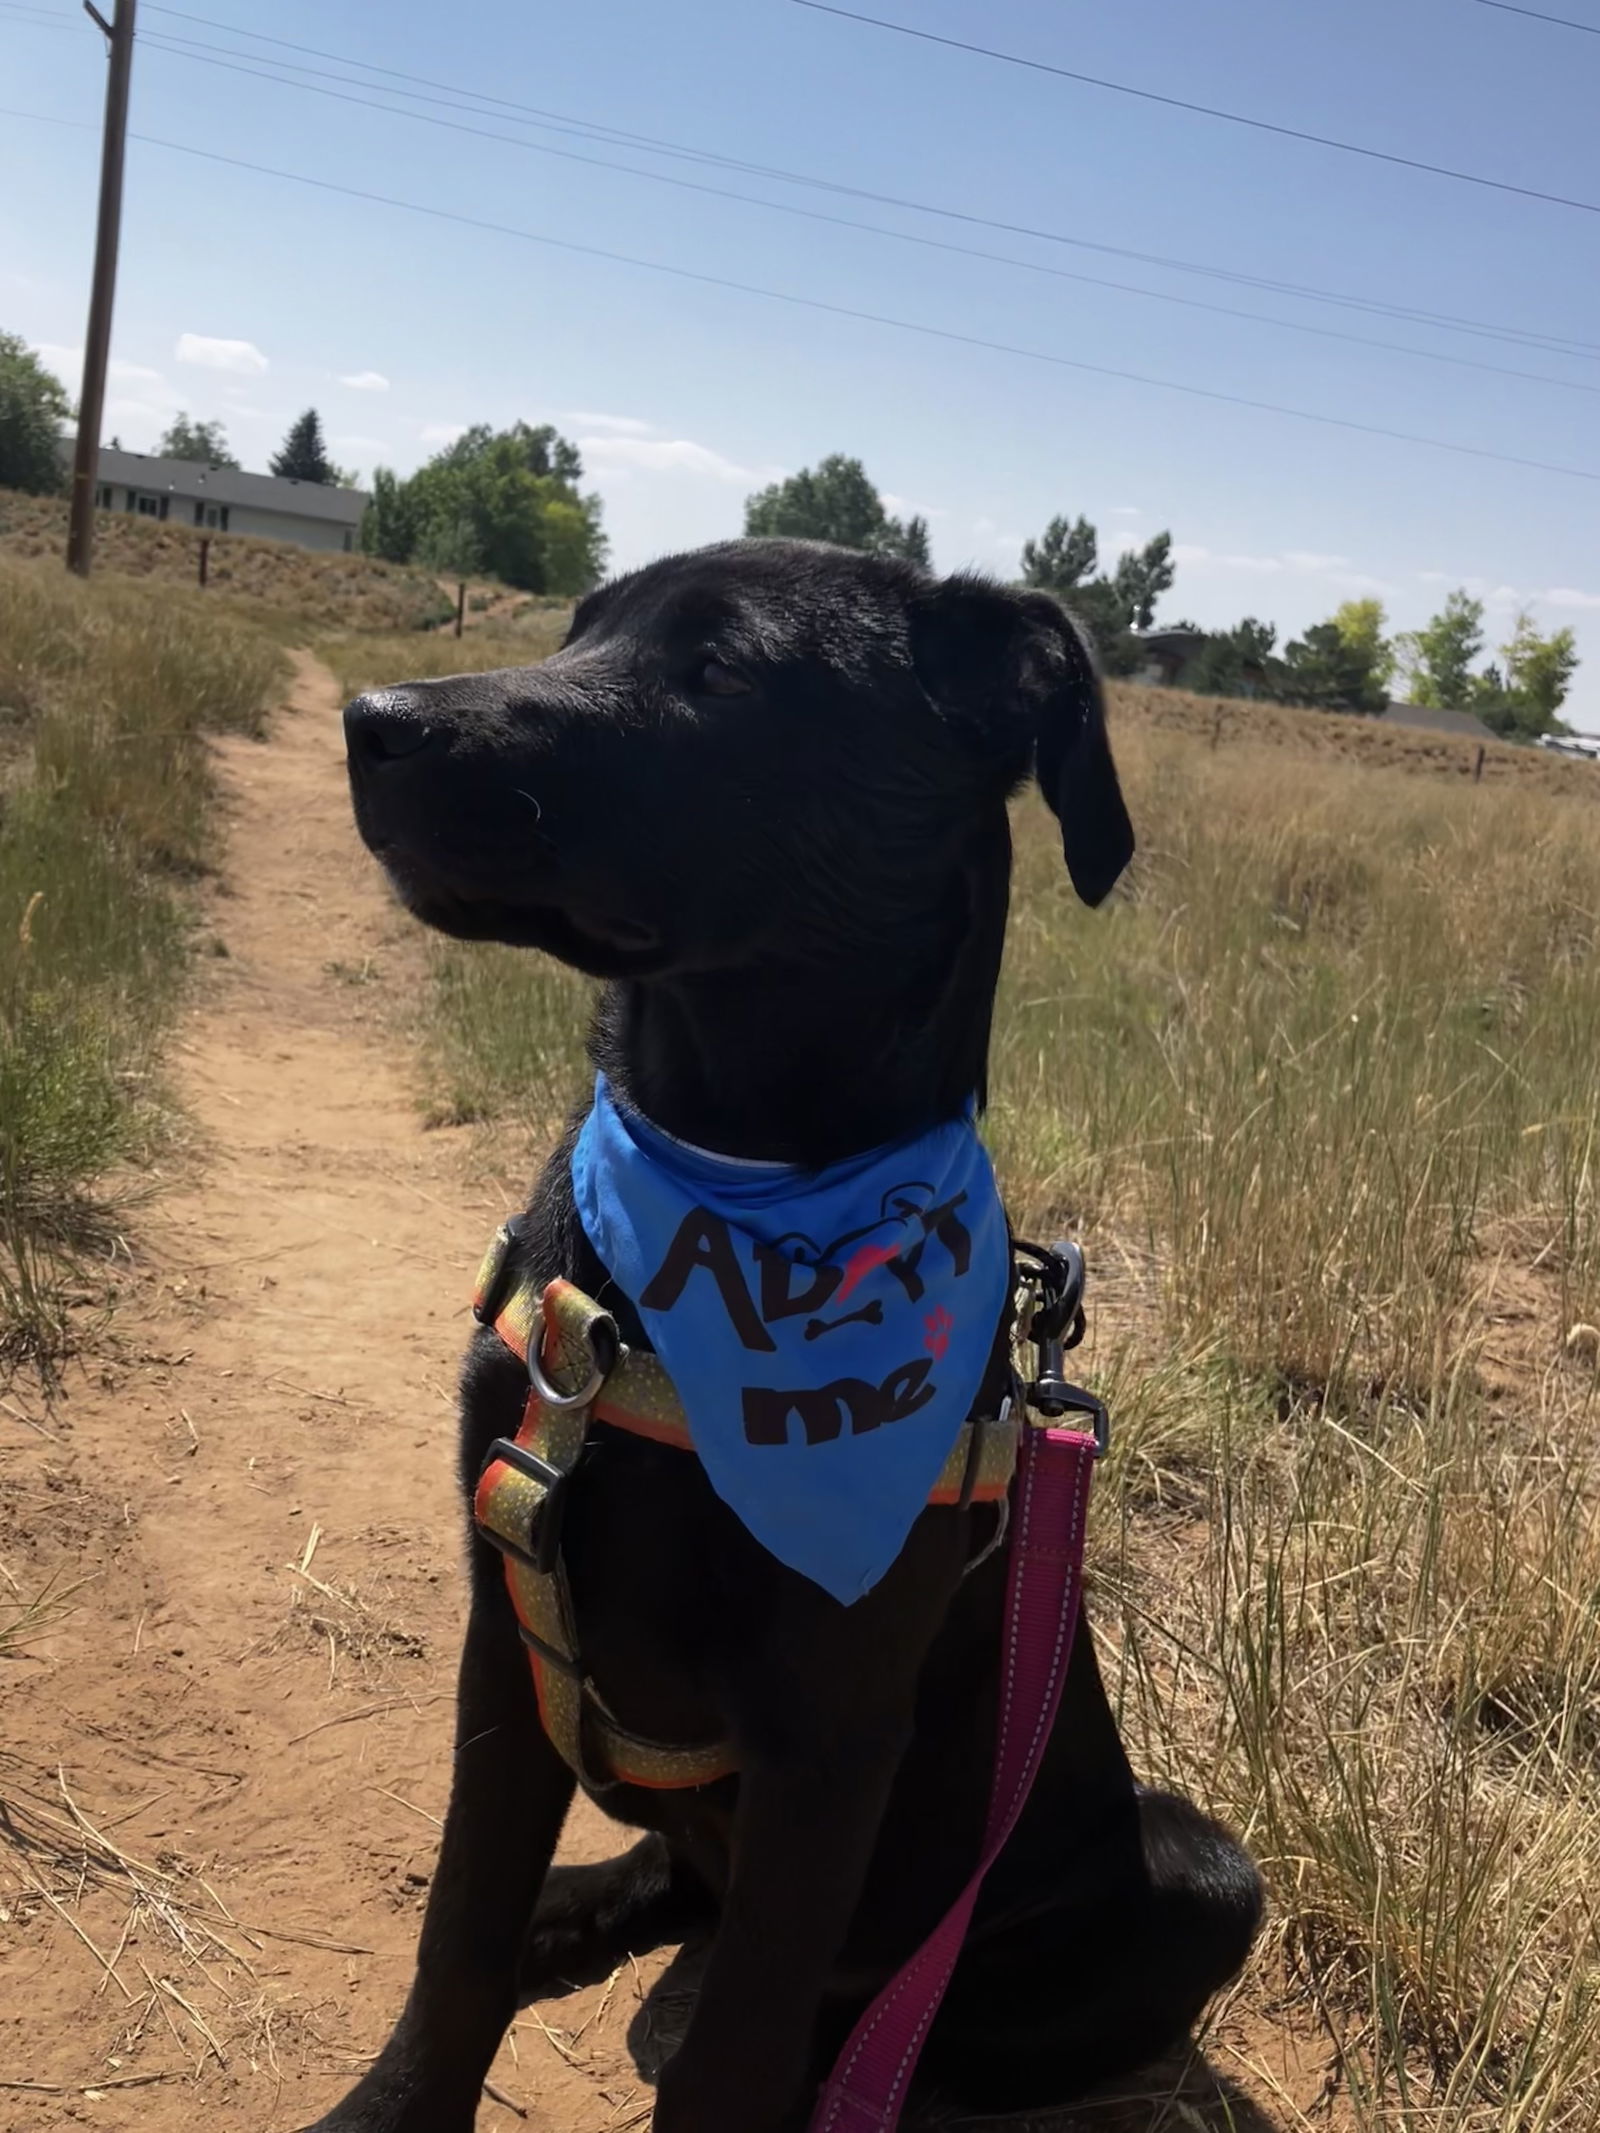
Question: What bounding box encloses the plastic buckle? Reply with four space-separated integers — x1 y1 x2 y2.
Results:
478 1435 571 1574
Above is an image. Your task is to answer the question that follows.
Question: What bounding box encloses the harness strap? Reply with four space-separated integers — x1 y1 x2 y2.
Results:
473 1280 736 1791
810 1416 1098 2132
469 1220 1021 1795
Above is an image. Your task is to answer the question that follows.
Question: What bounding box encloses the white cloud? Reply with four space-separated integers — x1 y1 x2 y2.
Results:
37 345 168 392
332 433 390 454
578 435 776 485
419 421 466 446
176 333 268 375
1110 505 1142 518
1173 544 1282 572
1174 544 1392 594
105 396 174 432
338 370 389 392
1543 586 1600 611
882 489 947 522
1416 571 1524 610
561 410 655 436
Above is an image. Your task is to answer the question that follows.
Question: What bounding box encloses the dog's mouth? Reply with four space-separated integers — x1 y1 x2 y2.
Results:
372 844 669 977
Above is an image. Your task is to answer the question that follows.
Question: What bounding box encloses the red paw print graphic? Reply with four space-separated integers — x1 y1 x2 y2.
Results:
923 1306 953 1361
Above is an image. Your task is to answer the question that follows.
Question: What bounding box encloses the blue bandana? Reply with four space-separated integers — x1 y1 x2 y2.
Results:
571 1076 1010 1605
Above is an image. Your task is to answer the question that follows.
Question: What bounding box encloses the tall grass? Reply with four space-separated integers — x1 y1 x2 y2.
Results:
402 689 1600 2125
0 558 284 1364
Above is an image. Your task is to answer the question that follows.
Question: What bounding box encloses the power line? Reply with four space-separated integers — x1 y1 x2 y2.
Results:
127 29 1600 396
793 0 1600 219
4 103 1597 491
1471 0 1600 32
106 2 1600 359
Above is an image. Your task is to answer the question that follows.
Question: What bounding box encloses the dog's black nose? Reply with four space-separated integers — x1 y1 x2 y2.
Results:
344 688 437 765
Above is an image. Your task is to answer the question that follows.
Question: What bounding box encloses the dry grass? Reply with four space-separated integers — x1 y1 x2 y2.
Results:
406 684 1600 2127
0 556 285 1364
0 1754 338 2096
1115 677 1600 801
314 605 574 702
0 487 453 637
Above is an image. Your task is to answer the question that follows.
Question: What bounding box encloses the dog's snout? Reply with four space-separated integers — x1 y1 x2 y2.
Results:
344 688 438 766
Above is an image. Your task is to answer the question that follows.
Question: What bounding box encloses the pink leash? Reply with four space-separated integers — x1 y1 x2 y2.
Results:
811 1417 1099 2133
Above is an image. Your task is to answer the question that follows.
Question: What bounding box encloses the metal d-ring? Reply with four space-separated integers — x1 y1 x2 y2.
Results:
527 1312 619 1411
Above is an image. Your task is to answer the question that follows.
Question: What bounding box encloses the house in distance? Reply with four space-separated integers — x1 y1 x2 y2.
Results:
59 438 368 552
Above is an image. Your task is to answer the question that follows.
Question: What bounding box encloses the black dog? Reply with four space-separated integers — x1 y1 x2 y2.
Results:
315 539 1260 2133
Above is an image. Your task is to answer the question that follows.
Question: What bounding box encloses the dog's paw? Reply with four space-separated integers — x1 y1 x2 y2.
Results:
520 1841 716 1999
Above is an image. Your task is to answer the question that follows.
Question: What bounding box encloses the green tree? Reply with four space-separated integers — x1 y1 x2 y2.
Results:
416 508 485 581
1279 620 1387 713
1183 618 1278 697
1112 532 1175 631
1398 591 1485 709
1063 577 1143 675
1019 514 1098 594
896 514 932 568
1329 598 1395 690
743 455 929 561
1480 609 1581 739
270 407 338 484
0 331 70 495
362 422 606 594
157 411 238 467
1017 517 1177 670
359 465 420 564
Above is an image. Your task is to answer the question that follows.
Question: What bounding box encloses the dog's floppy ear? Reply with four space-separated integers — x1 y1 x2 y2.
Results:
911 577 1134 907
1017 589 1134 906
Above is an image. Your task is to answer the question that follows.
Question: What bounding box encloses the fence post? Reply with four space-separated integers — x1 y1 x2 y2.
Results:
1212 709 1223 750
1474 745 1485 783
197 535 210 589
455 580 466 638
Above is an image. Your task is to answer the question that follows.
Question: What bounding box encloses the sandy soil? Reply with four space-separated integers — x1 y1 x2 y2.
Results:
0 657 1326 2131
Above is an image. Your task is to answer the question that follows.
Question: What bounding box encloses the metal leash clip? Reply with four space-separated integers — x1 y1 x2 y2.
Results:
1016 1238 1110 1457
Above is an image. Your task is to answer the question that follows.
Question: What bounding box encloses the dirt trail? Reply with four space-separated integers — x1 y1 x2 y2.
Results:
0 655 651 2132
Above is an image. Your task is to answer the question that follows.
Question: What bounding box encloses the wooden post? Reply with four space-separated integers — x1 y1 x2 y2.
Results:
1474 745 1485 783
197 535 210 588
455 580 466 638
1212 709 1223 750
66 0 139 578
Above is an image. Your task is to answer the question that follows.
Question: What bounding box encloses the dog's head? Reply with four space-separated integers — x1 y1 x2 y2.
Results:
345 538 1132 984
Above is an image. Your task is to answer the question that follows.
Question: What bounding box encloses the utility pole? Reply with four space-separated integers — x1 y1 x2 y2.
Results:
66 0 138 578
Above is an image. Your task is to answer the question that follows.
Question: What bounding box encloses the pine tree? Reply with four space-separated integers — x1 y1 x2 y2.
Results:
270 407 337 484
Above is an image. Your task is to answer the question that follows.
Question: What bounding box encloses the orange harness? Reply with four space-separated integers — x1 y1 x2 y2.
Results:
469 1221 1019 1792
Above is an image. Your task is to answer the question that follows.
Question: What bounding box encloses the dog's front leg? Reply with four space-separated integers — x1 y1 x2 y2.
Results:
305 1577 574 2133
651 1714 913 2133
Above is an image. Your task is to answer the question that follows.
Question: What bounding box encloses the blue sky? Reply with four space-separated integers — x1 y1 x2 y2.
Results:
3 0 1599 723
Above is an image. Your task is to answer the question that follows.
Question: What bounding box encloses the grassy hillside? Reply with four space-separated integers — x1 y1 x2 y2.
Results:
1115 674 1599 798
0 556 285 1363
0 487 453 636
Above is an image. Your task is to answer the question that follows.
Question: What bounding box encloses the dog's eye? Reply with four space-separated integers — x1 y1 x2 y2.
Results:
689 656 750 699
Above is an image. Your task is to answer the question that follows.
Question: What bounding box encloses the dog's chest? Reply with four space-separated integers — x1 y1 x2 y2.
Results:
557 1427 744 1749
